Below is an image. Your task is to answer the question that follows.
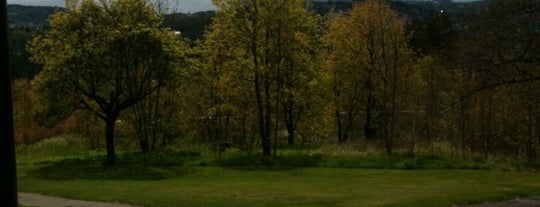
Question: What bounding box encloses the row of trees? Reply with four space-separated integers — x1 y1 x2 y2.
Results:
24 0 539 165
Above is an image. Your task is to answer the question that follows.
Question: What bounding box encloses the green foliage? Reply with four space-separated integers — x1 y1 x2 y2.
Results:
28 0 185 122
27 0 188 164
325 0 414 149
16 135 92 164
10 0 539 166
199 0 325 156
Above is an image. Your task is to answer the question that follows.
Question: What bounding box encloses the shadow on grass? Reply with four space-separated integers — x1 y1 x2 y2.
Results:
327 153 492 170
29 151 200 181
215 152 496 171
216 153 323 171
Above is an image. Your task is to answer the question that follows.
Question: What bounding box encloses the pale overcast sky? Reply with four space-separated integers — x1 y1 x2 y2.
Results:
7 0 217 13
7 0 480 13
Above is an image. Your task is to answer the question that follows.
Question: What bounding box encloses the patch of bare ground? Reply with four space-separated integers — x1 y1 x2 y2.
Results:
455 196 540 207
18 192 142 207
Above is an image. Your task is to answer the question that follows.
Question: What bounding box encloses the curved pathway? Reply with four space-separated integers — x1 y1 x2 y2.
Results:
19 192 142 207
455 196 540 207
19 192 540 207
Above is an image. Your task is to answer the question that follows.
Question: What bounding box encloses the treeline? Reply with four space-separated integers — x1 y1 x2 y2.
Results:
13 0 539 165
7 5 215 79
7 1 479 78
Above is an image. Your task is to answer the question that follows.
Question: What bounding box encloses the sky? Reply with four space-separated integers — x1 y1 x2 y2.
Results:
6 0 217 13
7 0 480 13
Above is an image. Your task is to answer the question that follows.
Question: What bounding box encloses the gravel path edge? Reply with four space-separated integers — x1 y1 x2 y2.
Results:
18 192 540 207
18 192 143 207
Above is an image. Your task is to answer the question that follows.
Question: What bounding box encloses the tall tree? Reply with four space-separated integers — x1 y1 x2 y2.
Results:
451 0 539 161
205 0 322 156
1 0 18 205
326 0 413 153
28 0 184 165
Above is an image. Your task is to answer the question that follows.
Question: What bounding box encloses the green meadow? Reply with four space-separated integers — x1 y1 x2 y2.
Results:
16 136 540 207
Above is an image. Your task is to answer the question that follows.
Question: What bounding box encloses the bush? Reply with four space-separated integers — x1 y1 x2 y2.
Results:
17 135 91 163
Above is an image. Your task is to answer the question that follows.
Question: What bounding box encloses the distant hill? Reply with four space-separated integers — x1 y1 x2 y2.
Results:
311 0 482 20
7 4 60 26
7 1 483 43
163 11 215 41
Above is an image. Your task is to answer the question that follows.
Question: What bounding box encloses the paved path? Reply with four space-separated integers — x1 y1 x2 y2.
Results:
19 193 142 207
455 196 540 207
19 192 540 207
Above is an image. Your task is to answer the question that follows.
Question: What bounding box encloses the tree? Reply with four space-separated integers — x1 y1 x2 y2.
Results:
28 0 184 165
9 26 41 79
455 0 539 92
1 1 18 205
409 10 455 56
204 0 322 156
325 0 413 154
451 0 539 161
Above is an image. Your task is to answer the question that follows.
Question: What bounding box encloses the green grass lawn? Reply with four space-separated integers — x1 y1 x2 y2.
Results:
15 136 540 207
17 164 540 207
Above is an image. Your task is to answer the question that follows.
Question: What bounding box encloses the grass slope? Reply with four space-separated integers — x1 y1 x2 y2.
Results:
16 136 540 207
18 165 540 207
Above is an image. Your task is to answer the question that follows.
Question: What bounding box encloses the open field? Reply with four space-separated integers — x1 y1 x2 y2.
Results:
15 137 540 207
17 164 540 207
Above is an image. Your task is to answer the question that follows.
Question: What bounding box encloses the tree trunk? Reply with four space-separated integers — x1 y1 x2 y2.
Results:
105 116 117 166
336 109 344 143
285 99 296 145
1 4 19 204
140 138 149 154
460 97 468 158
365 75 377 140
262 78 272 156
527 86 536 163
343 111 354 143
334 73 344 143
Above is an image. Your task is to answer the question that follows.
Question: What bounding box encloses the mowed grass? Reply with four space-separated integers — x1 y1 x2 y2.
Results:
17 165 540 207
16 136 540 207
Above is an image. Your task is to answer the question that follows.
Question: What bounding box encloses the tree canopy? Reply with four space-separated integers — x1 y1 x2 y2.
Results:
28 0 186 165
200 0 323 156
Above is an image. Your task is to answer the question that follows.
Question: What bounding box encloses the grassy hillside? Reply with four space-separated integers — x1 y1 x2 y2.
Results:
16 136 540 207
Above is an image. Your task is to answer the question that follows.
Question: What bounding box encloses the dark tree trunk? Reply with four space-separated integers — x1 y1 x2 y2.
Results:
287 132 295 145
254 68 272 157
105 115 117 166
365 76 377 140
460 97 468 158
285 98 297 146
343 111 354 143
140 138 150 154
334 73 344 143
262 78 272 156
1 2 19 205
286 114 294 146
336 109 344 143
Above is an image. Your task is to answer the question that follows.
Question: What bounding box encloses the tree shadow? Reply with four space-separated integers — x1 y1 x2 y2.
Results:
217 153 323 171
29 156 197 181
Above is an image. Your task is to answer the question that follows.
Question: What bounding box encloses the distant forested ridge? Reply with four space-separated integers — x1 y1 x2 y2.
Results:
8 1 481 30
7 1 481 79
7 5 60 26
